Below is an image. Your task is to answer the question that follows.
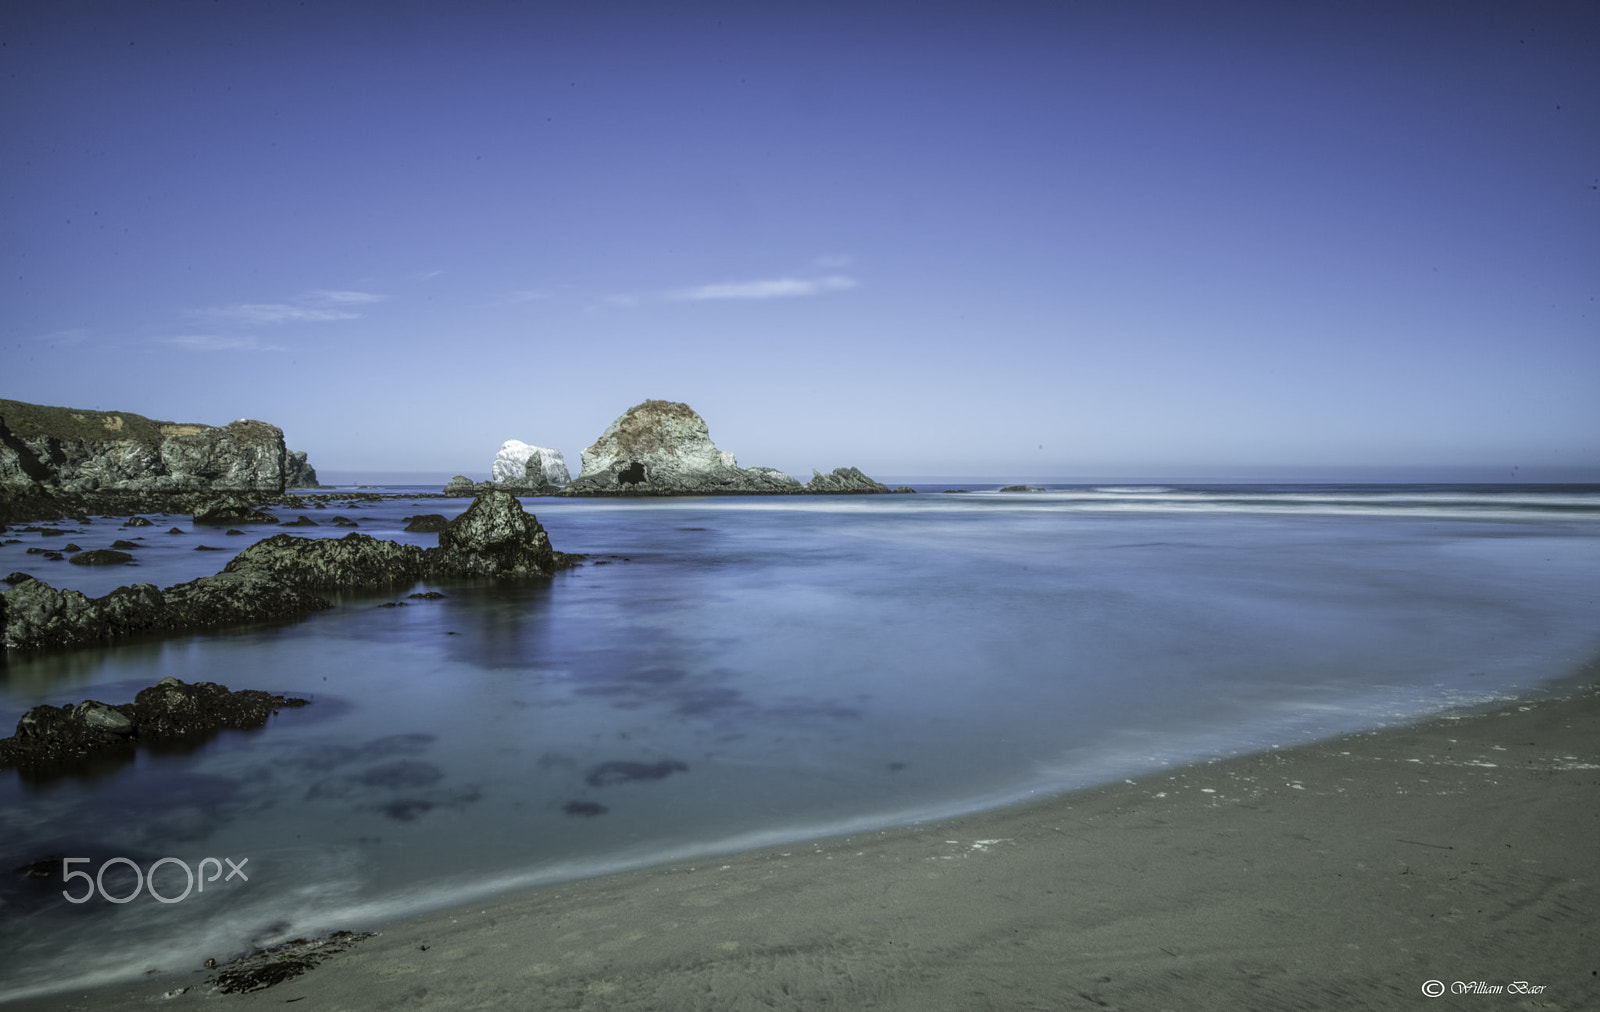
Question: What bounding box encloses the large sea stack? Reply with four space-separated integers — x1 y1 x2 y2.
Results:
0 398 317 495
561 400 802 496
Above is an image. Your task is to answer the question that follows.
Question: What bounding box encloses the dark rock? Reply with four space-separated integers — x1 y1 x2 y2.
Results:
280 515 320 527
435 490 555 576
63 544 83 552
331 516 358 527
195 545 224 551
584 759 689 787
941 489 972 494
69 549 133 566
999 485 1046 492
408 591 446 600
403 514 449 532
441 475 481 496
225 528 245 536
39 528 66 537
124 516 154 526
167 527 184 534
0 676 309 774
3 572 33 585
111 540 138 549
194 497 279 525
891 486 917 493
804 467 891 494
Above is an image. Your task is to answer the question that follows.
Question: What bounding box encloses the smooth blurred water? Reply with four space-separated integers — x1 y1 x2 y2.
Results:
2 484 1598 999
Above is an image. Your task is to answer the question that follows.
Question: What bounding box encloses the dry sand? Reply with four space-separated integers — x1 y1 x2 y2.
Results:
21 682 1599 1011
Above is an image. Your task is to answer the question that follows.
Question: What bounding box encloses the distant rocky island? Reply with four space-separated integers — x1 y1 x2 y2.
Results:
444 400 912 497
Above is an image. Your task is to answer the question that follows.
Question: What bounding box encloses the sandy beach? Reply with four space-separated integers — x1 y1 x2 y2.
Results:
18 678 1599 1011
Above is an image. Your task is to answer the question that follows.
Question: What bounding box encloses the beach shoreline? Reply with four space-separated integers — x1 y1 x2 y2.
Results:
12 678 1598 1010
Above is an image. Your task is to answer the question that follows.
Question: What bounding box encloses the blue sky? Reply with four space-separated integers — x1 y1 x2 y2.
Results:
4 1 1597 481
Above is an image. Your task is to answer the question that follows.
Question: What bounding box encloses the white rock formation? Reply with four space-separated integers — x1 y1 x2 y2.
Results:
491 440 570 488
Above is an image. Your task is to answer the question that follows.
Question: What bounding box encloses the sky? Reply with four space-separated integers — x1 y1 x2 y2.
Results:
3 0 1597 482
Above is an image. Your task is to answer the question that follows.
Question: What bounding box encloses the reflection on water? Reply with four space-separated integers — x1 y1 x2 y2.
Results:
1 484 1598 999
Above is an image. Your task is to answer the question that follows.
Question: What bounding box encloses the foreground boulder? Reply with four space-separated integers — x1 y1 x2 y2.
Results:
1 491 571 654
561 400 803 496
0 676 308 774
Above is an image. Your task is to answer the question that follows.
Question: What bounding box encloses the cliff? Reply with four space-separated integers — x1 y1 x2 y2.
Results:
0 398 318 495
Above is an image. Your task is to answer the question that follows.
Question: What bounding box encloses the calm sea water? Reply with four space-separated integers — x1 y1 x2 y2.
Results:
2 484 1598 999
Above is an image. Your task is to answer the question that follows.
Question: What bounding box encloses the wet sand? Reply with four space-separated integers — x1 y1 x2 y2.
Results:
22 682 1600 1011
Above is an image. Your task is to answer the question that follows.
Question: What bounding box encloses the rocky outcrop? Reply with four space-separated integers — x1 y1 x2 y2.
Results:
284 450 324 488
0 676 309 775
442 474 494 497
561 400 803 496
194 496 280 525
804 467 891 494
491 440 570 490
1 491 571 654
0 397 319 496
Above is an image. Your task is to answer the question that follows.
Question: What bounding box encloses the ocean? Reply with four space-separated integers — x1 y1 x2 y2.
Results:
2 483 1597 1000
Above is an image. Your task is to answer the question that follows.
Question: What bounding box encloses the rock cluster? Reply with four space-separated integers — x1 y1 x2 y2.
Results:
1 490 571 654
0 676 309 774
0 398 320 496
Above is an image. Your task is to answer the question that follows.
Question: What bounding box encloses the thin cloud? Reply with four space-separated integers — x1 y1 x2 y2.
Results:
670 275 857 301
302 289 387 306
158 334 285 352
811 254 854 270
190 289 386 325
191 303 359 325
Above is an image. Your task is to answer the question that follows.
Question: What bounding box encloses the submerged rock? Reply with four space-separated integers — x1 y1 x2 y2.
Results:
402 514 449 532
0 676 309 775
68 549 133 566
562 400 802 496
805 467 891 494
